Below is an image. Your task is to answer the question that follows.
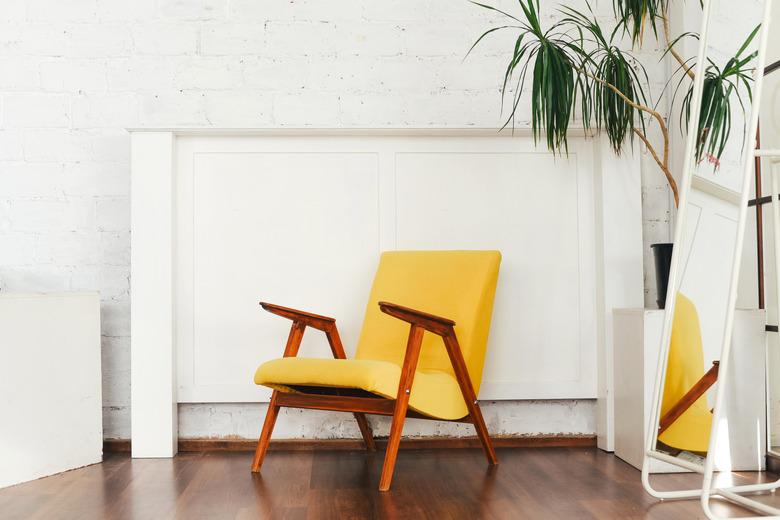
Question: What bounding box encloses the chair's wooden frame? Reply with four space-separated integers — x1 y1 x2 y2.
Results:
657 360 719 437
250 301 498 491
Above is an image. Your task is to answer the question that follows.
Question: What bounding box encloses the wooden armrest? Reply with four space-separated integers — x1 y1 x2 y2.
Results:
658 360 720 436
259 301 336 332
260 301 347 359
378 301 455 336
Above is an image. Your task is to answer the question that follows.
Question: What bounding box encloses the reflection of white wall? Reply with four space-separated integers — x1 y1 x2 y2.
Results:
671 0 763 310
760 1 780 150
737 2 780 312
757 159 780 447
678 187 739 384
693 1 763 194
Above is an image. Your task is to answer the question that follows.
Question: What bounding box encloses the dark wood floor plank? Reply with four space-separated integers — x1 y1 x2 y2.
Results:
2 448 779 519
0 462 100 520
104 454 197 520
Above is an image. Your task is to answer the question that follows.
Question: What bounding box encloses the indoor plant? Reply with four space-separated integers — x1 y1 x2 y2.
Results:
469 0 758 307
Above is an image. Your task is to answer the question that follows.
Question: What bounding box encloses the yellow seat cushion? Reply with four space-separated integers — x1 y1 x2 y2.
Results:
254 357 468 420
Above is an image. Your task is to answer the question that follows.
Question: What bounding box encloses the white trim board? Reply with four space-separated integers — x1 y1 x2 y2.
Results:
126 127 595 137
129 128 643 456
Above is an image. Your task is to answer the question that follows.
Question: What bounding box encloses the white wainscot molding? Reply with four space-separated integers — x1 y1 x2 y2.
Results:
129 128 644 457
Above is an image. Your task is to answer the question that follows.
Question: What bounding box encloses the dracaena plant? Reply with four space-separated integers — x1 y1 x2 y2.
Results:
469 0 759 208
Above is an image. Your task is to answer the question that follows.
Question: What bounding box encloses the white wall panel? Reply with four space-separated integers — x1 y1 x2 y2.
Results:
176 147 380 402
173 133 600 402
393 147 596 398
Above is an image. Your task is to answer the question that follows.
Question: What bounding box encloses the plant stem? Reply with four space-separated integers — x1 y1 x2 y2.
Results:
633 128 680 207
662 12 695 80
583 69 679 207
659 6 687 208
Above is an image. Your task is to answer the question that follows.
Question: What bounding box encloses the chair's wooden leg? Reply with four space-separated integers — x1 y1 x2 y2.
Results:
251 391 281 473
442 333 498 466
354 413 376 451
379 325 424 492
378 398 410 491
324 320 376 452
468 401 498 465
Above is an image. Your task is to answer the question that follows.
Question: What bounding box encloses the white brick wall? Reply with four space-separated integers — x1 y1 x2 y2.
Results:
178 400 597 440
0 0 672 440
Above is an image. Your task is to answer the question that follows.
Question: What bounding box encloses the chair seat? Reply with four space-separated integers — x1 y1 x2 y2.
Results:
254 357 468 420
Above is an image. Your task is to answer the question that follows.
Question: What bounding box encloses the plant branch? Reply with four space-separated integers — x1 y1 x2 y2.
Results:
633 127 679 207
583 68 678 207
662 12 695 80
583 70 668 141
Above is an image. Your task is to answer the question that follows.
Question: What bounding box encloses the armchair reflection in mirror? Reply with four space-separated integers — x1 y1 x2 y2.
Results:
655 293 718 463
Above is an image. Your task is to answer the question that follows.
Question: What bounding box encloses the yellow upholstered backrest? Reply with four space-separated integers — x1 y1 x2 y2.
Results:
658 292 712 452
355 250 501 394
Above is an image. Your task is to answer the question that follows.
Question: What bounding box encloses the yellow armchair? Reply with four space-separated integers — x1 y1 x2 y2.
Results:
251 250 502 491
657 293 719 453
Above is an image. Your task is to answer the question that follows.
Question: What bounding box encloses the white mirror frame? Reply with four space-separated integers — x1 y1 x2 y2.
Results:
640 0 780 517
770 155 780 461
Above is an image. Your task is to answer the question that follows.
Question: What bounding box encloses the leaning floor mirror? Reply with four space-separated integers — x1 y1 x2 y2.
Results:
761 0 780 471
641 0 780 517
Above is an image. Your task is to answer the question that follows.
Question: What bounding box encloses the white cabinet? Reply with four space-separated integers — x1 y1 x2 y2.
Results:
0 293 102 488
613 308 765 472
130 129 643 457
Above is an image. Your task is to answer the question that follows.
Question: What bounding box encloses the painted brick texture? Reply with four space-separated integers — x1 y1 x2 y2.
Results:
0 0 672 439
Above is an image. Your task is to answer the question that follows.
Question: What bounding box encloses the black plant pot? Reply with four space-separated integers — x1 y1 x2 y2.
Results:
651 243 674 309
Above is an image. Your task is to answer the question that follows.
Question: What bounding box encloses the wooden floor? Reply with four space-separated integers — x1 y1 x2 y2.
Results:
2 448 780 519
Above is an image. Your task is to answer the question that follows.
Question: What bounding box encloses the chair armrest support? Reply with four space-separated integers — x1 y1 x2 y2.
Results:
376 301 452 402
259 301 347 359
260 301 336 332
379 302 473 396
378 301 455 337
658 360 720 435
380 301 487 436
